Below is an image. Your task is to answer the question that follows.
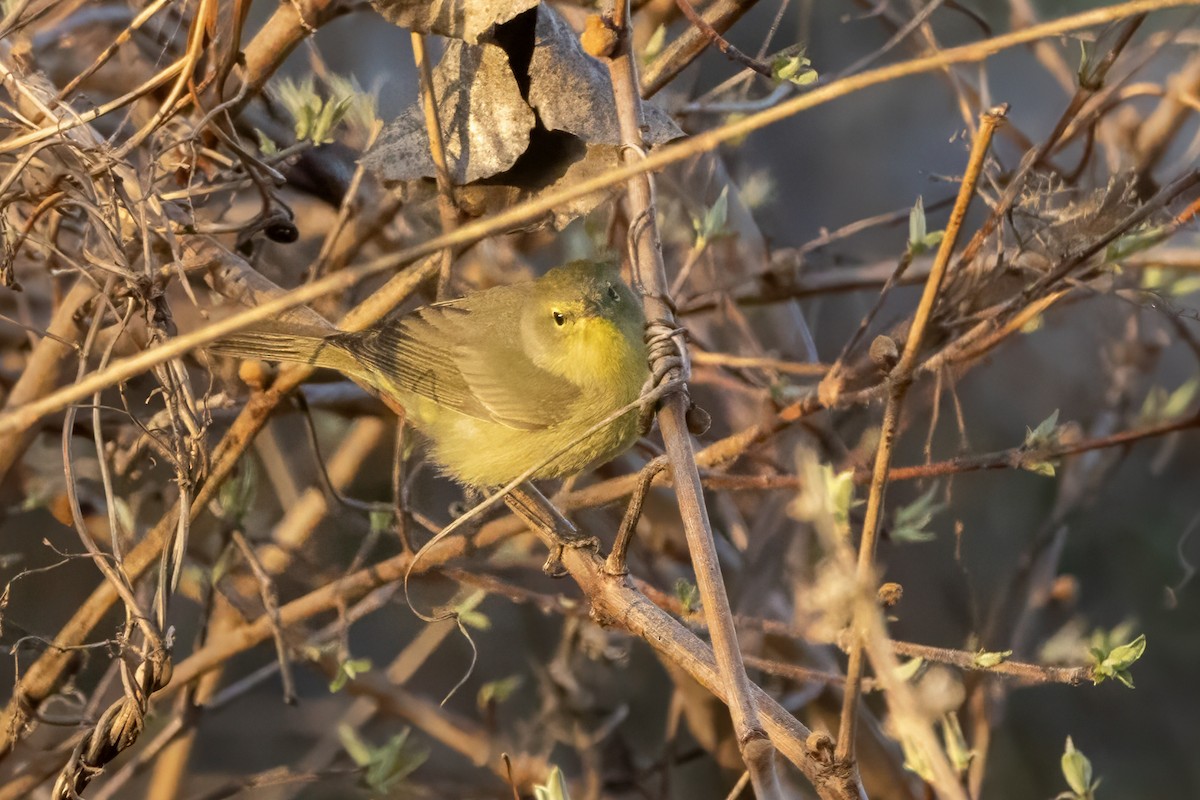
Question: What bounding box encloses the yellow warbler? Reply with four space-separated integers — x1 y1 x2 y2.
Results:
211 260 649 487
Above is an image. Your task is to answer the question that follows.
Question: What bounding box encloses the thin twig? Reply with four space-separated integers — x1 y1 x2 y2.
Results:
835 106 1006 764
601 1 780 795
673 0 772 78
642 0 761 98
3 0 1192 438
411 31 460 299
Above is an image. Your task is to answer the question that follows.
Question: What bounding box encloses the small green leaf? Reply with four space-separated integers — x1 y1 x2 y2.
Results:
1022 459 1057 478
534 766 572 800
1089 620 1137 654
1138 378 1198 425
1061 736 1094 798
789 454 860 537
321 72 378 138
941 713 974 775
898 730 936 783
276 75 357 145
457 610 491 631
1107 225 1167 261
826 466 857 531
1091 633 1146 688
771 52 818 85
692 187 730 249
254 129 278 155
210 546 236 586
642 24 667 63
338 724 373 766
907 197 946 255
217 460 257 524
674 578 700 614
1021 313 1045 334
892 484 944 543
478 675 523 709
453 589 491 630
339 725 428 794
972 649 1013 669
329 657 372 693
368 507 394 535
909 196 927 246
894 656 924 681
1024 409 1061 448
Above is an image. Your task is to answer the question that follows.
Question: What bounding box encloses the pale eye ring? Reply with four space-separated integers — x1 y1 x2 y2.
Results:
552 310 566 326
607 284 620 302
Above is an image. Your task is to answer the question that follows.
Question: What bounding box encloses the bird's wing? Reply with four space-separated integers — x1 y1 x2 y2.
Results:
340 302 577 430
452 339 580 430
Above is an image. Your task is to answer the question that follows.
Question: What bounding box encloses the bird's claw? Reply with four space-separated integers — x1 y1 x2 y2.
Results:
541 534 600 577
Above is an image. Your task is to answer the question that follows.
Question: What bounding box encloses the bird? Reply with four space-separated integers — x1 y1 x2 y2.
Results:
210 259 649 487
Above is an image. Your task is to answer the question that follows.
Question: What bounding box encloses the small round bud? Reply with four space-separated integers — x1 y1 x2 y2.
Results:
878 581 904 607
581 15 619 58
685 402 711 435
238 359 271 390
869 335 900 372
1049 574 1079 605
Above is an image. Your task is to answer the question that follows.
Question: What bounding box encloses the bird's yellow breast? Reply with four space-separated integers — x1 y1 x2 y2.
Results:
412 316 647 487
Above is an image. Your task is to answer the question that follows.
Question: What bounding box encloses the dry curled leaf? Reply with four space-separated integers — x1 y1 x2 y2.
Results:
370 0 539 44
362 41 534 184
528 5 679 146
364 3 682 229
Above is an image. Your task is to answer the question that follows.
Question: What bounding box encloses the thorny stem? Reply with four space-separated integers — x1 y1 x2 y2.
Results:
834 106 1007 764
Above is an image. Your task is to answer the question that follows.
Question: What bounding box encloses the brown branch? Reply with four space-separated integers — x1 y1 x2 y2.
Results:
0 250 438 757
672 0 772 78
3 0 1194 439
0 279 94 484
879 411 1200 483
236 0 350 114
148 486 863 794
641 0 760 98
601 2 781 796
835 106 1006 766
411 31 461 299
502 485 858 800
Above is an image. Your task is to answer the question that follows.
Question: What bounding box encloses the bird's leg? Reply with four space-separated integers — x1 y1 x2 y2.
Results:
505 484 598 577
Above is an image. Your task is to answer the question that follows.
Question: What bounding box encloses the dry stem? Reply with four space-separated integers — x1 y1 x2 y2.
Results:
834 106 1006 766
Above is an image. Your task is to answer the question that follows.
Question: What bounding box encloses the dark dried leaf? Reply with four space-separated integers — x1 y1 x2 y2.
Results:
370 0 539 44
528 5 680 145
362 41 534 183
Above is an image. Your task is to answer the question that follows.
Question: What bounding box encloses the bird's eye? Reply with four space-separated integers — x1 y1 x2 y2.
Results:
607 284 620 302
552 310 566 326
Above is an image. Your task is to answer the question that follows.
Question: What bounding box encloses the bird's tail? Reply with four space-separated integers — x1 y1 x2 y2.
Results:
209 322 361 376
